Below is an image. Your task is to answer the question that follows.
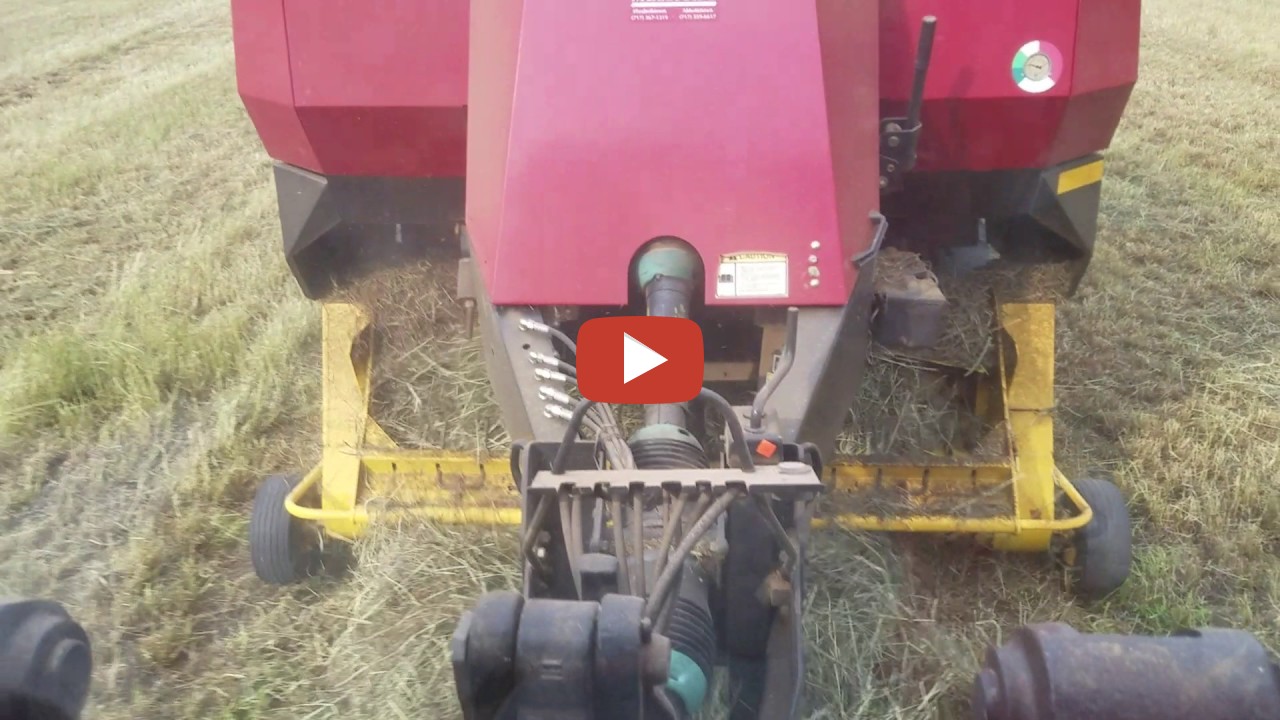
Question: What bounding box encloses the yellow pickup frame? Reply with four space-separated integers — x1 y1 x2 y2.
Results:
286 302 1091 551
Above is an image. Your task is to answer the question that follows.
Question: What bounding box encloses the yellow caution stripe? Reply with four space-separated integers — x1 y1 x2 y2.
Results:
1056 159 1104 195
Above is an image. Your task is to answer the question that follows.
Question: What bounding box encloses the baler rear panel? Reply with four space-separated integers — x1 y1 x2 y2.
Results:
232 0 469 178
466 0 881 307
880 0 1140 171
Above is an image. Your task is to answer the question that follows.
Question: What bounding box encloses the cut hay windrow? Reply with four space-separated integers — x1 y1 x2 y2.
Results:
838 354 1008 461
871 247 1077 374
840 248 1075 463
336 260 507 452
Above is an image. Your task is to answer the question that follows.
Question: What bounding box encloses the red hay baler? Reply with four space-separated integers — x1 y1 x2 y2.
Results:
231 1 1141 716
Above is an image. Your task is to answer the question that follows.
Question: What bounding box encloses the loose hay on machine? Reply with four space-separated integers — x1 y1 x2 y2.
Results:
232 0 1140 716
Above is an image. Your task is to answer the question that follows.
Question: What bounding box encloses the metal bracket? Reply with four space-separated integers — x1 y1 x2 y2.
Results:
879 118 923 192
879 15 937 194
527 463 824 496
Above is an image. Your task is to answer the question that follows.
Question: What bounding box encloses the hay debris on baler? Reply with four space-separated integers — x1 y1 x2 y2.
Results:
232 0 1141 716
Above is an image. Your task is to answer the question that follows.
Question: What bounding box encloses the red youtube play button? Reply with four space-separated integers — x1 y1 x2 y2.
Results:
577 317 704 404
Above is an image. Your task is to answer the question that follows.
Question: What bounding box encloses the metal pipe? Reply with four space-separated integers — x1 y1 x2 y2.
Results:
520 495 552 566
974 623 1280 720
650 491 690 583
558 492 582 599
534 367 572 384
570 492 585 573
632 491 647 596
529 351 576 377
610 496 632 595
644 489 741 621
550 398 598 474
750 306 800 430
518 317 578 354
698 388 755 472
282 462 1093 533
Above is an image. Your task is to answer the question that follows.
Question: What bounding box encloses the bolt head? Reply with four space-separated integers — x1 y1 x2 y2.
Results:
888 135 901 148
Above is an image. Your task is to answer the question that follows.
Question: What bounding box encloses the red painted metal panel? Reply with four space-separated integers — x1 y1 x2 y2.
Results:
290 106 467 178
231 0 317 169
465 0 524 287
232 0 469 177
466 0 880 307
284 1 469 108
282 0 469 177
818 0 883 286
880 0 1138 171
1049 86 1133 166
1072 0 1141 94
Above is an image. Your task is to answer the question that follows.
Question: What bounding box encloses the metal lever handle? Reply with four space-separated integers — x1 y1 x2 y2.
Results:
750 306 800 431
905 15 938 131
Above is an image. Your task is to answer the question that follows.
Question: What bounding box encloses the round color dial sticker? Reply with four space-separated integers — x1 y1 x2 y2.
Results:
1011 40 1063 94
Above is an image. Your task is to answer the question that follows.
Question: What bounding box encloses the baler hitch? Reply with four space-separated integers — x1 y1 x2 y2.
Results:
454 385 824 719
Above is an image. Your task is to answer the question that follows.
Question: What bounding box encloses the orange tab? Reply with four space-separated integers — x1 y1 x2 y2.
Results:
756 439 777 458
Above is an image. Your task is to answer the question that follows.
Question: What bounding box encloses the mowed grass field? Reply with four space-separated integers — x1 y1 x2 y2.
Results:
1 0 1277 717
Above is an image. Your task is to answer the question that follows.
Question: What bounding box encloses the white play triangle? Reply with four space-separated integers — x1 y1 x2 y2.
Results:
622 332 668 384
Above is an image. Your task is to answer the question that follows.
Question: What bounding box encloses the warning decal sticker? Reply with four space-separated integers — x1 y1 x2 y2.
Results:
631 0 718 22
716 252 789 299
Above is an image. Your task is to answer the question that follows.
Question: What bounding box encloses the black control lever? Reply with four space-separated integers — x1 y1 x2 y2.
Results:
880 15 938 192
750 306 800 431
905 15 937 137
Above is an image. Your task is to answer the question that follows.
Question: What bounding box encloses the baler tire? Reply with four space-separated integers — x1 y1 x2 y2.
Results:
250 474 308 585
1068 478 1132 601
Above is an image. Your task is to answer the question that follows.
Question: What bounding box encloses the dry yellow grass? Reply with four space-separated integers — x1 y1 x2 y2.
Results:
0 0 1277 718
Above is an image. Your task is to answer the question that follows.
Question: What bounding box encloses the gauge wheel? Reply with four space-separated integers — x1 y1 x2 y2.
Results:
250 473 310 585
1064 478 1132 601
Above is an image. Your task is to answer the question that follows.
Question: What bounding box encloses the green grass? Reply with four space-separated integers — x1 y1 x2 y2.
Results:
0 0 1277 717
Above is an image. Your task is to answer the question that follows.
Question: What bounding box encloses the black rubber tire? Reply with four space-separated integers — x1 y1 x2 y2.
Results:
1068 478 1132 601
250 474 307 585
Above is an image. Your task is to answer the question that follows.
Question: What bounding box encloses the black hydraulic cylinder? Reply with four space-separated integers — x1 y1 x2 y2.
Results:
973 622 1280 720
